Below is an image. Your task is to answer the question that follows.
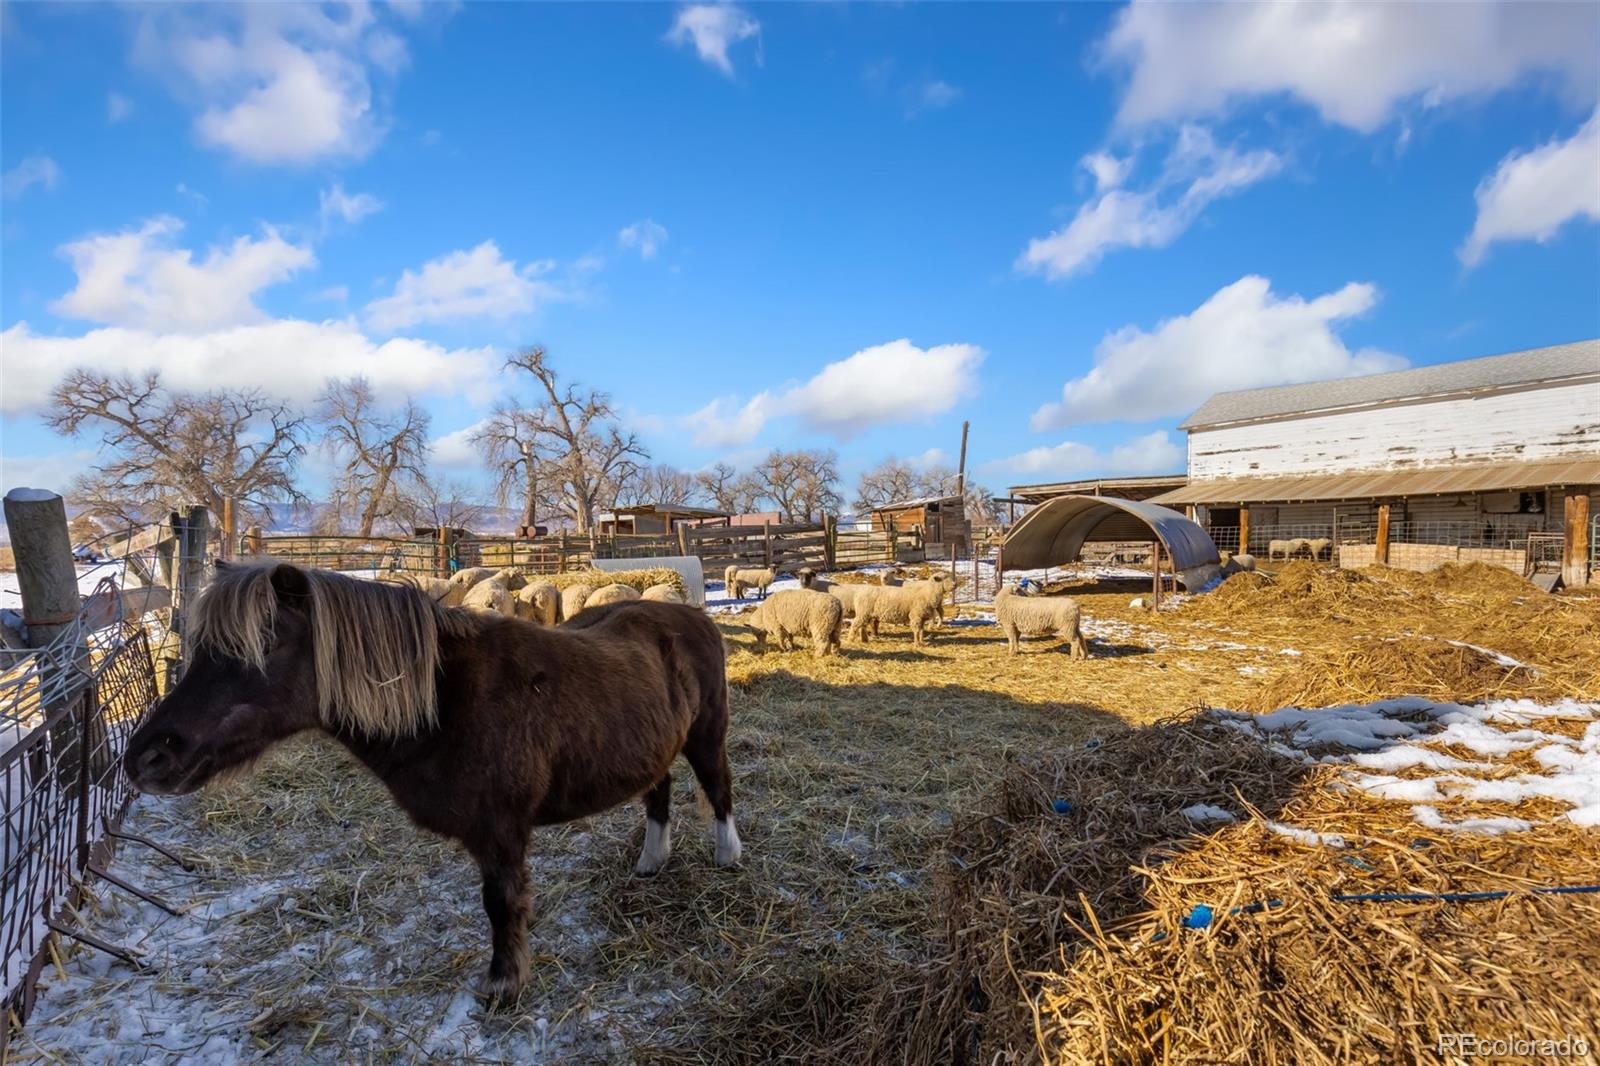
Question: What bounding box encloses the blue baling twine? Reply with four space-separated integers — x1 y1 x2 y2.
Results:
1177 883 1600 931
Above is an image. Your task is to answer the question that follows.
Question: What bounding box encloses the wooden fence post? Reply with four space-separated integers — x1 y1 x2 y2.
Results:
1564 491 1591 588
824 515 837 570
3 488 102 783
677 523 689 559
245 524 263 558
1238 506 1250 557
1375 503 1391 566
763 521 774 570
559 531 569 573
1151 541 1162 608
170 505 210 683
220 497 237 561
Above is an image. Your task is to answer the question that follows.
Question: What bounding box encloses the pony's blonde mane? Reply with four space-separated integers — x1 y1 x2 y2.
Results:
191 563 482 738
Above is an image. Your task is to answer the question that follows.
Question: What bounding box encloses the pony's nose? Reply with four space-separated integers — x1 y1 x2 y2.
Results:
130 735 181 784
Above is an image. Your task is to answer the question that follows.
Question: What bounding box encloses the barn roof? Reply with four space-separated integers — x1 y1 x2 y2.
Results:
1002 494 1219 573
871 494 963 512
1148 453 1600 505
1180 338 1599 431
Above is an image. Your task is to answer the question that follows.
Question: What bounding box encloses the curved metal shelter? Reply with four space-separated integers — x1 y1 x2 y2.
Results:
1002 494 1220 574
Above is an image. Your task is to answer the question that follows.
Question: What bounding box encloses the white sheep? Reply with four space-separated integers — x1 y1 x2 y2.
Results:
448 566 500 591
1306 537 1332 560
994 584 1088 657
723 565 777 600
560 583 596 621
1222 553 1258 576
642 583 684 604
586 583 642 608
385 573 465 606
1267 540 1291 561
748 589 843 659
515 580 560 625
1287 537 1312 558
900 574 954 626
495 567 528 591
850 582 945 646
797 571 865 619
461 578 516 617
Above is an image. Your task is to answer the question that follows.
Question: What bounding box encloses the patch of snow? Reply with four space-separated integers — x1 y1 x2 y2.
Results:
1182 803 1236 824
1411 805 1533 835
4 488 60 503
1266 821 1346 848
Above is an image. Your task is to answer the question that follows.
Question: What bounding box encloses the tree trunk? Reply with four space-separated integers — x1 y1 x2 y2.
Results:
519 447 538 530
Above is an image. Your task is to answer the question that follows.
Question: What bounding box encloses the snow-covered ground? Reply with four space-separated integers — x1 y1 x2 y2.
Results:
1216 697 1600 830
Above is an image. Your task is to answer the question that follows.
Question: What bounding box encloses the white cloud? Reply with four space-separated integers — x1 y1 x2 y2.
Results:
909 447 947 469
686 338 985 446
315 284 350 303
1018 126 1283 279
666 4 760 77
107 92 134 123
3 155 60 200
133 4 417 165
1100 1 1600 132
618 219 669 260
1460 107 1600 266
1031 275 1405 429
430 420 489 467
50 216 315 332
0 448 102 499
319 183 384 229
986 430 1185 479
1 319 499 414
910 79 961 114
364 241 566 331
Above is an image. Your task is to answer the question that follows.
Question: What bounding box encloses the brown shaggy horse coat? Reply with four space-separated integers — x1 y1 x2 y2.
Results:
123 562 739 1002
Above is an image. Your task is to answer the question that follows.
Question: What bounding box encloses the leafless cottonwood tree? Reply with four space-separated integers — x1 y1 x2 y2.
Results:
473 347 648 532
695 462 766 515
46 369 306 526
617 463 700 508
853 457 923 513
753 449 841 522
317 378 431 537
392 474 487 532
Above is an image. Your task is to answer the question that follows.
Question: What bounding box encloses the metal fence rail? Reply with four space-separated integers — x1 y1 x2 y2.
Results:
2 517 170 1035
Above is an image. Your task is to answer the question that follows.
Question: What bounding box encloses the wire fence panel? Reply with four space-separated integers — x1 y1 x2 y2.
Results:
247 535 443 575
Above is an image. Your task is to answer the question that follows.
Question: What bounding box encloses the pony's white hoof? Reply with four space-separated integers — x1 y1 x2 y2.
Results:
714 815 742 867
635 820 672 875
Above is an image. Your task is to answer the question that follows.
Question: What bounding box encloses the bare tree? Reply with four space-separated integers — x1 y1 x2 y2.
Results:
618 464 700 508
473 347 648 532
854 457 922 513
753 449 841 522
317 378 431 537
46 369 306 526
392 474 487 532
695 462 765 514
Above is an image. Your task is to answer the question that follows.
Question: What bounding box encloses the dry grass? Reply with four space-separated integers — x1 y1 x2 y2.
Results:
537 567 687 596
13 562 1600 1062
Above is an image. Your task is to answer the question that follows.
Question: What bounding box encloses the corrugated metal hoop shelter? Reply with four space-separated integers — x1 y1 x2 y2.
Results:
1002 495 1220 573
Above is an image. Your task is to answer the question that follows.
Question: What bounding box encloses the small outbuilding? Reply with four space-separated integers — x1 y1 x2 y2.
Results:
593 504 729 535
869 494 970 551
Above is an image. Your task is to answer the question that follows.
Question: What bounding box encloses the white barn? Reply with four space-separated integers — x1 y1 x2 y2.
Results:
1151 340 1600 584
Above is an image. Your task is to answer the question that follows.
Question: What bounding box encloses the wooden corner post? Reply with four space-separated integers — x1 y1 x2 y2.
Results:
3 488 104 783
1238 506 1250 557
170 505 210 684
1564 490 1591 588
1375 503 1392 566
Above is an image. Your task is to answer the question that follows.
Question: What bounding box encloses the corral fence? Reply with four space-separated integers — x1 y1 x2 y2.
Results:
1 497 201 1043
1205 518 1564 575
247 520 917 581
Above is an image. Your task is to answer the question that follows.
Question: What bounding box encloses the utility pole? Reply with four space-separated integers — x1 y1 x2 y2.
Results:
955 420 970 496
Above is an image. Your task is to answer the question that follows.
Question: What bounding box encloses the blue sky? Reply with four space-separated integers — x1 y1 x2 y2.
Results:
3 1 1598 502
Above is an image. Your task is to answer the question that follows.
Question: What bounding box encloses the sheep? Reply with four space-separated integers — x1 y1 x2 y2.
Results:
994 584 1088 657
797 570 865 619
448 566 500 591
1267 539 1292 561
1306 537 1332 560
560 583 596 621
642 583 684 604
515 580 560 625
1222 553 1258 576
461 578 516 617
850 582 945 647
901 573 954 626
384 573 465 606
723 565 777 600
747 589 843 659
1286 537 1313 558
495 567 528 591
586 583 642 608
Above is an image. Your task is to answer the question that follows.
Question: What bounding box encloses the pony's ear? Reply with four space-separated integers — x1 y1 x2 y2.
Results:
269 564 312 607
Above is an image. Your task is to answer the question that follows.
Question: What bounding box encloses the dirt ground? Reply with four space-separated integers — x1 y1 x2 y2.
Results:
10 565 1598 1063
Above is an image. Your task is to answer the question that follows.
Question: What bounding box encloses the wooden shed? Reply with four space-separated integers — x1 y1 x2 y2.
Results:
869 494 970 550
593 504 729 535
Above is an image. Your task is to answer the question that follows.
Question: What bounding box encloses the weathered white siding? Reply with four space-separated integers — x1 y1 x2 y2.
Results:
1188 379 1600 480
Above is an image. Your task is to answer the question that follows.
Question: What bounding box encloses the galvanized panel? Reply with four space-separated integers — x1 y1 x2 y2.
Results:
1002 495 1220 572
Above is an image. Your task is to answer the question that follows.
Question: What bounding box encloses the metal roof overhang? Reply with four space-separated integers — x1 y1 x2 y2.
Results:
1147 456 1600 506
1002 494 1219 572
